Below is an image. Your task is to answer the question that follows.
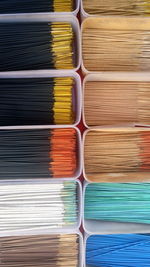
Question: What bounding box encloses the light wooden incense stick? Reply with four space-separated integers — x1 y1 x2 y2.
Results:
82 18 150 72
0 181 78 232
83 0 150 16
84 81 150 126
85 183 150 224
0 233 79 267
84 128 150 181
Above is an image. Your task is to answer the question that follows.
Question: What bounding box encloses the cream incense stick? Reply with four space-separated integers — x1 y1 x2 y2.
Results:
83 0 150 16
83 28 150 71
84 129 150 177
84 81 150 126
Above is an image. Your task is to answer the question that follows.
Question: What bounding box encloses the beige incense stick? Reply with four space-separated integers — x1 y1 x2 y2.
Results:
84 81 150 126
84 129 150 179
83 0 150 16
82 28 150 71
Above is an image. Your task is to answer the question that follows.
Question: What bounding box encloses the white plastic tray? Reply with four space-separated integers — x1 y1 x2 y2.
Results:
0 70 82 128
0 230 83 267
80 0 150 20
0 179 82 236
83 182 150 235
0 0 80 16
0 15 81 72
81 17 150 74
82 127 150 183
83 72 150 128
0 126 82 180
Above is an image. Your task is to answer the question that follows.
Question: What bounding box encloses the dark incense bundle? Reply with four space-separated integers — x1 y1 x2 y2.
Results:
85 183 150 224
0 234 79 266
0 22 74 71
84 128 150 181
0 181 78 231
0 0 74 13
84 80 150 126
86 234 150 267
0 128 77 179
0 77 74 126
83 0 150 16
82 18 150 72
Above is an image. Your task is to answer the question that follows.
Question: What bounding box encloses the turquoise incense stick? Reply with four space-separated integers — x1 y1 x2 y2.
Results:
85 183 150 224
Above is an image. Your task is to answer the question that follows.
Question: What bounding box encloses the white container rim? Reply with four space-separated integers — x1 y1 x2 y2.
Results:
80 0 89 19
82 129 92 183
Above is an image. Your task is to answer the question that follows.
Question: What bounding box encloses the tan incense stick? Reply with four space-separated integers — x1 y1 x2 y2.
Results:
84 81 150 126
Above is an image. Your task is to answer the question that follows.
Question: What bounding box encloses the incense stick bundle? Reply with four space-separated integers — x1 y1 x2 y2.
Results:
84 80 150 126
0 128 77 179
82 22 150 71
0 0 74 13
0 181 78 231
0 77 74 126
86 234 150 267
0 234 79 267
85 183 150 224
84 129 150 178
83 0 150 16
0 22 74 71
